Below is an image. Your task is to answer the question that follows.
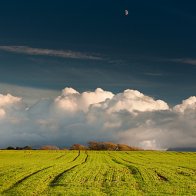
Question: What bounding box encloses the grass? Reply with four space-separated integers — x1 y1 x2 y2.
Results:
0 150 195 195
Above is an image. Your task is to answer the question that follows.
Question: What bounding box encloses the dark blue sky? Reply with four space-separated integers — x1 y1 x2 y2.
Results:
0 0 196 104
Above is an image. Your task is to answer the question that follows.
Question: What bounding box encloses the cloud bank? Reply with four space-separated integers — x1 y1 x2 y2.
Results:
0 87 195 150
0 46 102 60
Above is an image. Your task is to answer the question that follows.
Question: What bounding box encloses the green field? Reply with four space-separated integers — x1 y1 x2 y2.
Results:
0 150 195 195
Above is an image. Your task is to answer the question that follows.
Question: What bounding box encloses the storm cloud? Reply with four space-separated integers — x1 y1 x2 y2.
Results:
0 87 195 149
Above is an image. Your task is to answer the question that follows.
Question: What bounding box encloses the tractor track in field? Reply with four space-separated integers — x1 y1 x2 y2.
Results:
119 154 169 183
121 157 145 166
69 150 81 163
179 166 196 173
111 157 144 178
50 151 89 187
56 150 80 161
3 165 53 193
108 153 145 191
55 155 66 160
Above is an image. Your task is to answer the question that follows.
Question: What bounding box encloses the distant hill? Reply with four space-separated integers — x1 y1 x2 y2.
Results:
167 147 196 152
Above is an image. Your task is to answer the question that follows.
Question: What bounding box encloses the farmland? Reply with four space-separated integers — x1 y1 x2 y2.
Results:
0 150 195 195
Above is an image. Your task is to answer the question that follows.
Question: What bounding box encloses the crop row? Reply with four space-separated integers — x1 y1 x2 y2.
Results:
0 150 195 195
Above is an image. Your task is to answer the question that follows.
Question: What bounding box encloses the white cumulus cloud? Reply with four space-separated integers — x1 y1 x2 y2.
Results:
0 87 195 150
0 94 21 107
102 89 169 114
174 96 196 113
55 87 114 113
0 94 22 118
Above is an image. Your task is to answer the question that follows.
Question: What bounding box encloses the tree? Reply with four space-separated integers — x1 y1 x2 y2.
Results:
70 144 87 150
88 141 117 150
15 147 23 150
6 146 15 150
88 141 101 150
23 146 32 150
87 141 95 150
40 145 59 150
101 142 117 150
116 144 129 151
117 144 142 151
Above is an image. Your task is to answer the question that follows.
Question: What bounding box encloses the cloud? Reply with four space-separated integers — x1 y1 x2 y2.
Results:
55 87 114 112
0 87 195 150
0 94 22 118
101 89 169 114
174 96 196 113
171 58 196 65
0 83 59 106
0 46 102 60
0 94 21 107
0 109 5 118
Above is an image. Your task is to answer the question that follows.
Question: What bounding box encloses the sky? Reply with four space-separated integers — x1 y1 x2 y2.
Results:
0 0 196 149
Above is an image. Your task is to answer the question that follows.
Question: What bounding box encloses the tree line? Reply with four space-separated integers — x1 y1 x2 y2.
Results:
4 141 143 151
